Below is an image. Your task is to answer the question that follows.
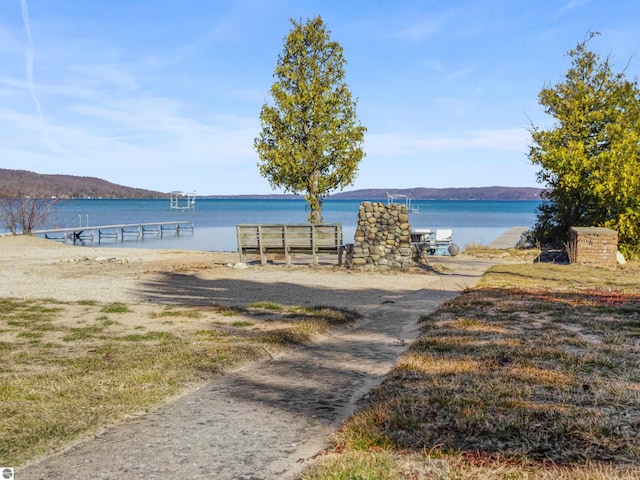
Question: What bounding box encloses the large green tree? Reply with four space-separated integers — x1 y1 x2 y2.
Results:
529 33 640 257
254 16 366 224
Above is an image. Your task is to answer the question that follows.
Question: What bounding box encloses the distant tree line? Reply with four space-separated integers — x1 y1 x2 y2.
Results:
0 169 166 199
330 187 544 201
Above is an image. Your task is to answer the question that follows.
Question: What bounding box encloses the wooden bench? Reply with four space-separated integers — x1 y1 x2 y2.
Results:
236 224 343 265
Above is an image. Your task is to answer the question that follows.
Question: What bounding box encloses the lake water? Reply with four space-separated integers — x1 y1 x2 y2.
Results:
28 198 540 252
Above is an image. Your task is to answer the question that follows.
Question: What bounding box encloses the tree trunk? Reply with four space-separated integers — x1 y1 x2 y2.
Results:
307 170 323 225
308 198 323 224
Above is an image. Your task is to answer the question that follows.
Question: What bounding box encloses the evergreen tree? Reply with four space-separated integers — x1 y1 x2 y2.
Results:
529 33 640 257
254 16 366 224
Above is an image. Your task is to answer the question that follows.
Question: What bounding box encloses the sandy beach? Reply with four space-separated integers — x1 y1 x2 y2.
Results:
0 234 439 306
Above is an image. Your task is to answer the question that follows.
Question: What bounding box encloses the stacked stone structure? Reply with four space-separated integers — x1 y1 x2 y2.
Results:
345 202 413 269
569 227 618 267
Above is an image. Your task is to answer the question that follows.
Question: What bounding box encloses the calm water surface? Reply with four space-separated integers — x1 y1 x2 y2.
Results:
32 198 539 252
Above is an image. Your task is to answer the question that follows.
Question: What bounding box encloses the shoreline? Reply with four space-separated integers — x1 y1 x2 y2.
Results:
16 224 528 254
0 234 437 305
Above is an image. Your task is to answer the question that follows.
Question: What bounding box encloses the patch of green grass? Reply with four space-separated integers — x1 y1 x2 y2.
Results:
151 307 202 319
13 307 64 323
231 320 254 327
100 318 119 327
62 325 104 342
118 331 175 342
0 299 21 313
17 331 43 339
101 303 132 314
211 304 246 317
194 329 225 337
6 320 29 327
76 300 98 306
31 322 57 332
249 301 284 311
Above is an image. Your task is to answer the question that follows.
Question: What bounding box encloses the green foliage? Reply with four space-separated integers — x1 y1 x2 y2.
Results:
254 16 366 224
529 33 640 257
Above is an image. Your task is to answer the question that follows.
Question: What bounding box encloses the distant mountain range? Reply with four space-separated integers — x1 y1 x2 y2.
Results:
329 187 544 201
0 169 543 200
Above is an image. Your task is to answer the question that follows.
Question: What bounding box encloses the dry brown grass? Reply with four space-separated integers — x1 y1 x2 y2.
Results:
462 244 541 263
323 260 640 479
0 299 358 466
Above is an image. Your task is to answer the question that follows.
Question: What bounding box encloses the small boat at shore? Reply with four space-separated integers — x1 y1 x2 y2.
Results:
410 228 460 256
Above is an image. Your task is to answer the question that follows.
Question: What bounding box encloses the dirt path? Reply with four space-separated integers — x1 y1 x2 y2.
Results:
15 254 495 480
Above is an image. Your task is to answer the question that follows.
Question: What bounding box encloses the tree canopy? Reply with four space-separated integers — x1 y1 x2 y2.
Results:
254 16 366 224
529 33 640 258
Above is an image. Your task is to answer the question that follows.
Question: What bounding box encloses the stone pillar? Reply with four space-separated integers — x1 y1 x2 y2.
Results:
345 202 412 269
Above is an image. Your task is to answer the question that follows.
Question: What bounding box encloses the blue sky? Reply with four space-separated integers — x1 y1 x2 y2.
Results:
1 1 639 195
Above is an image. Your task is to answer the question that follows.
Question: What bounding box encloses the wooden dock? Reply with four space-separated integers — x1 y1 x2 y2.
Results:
32 221 194 245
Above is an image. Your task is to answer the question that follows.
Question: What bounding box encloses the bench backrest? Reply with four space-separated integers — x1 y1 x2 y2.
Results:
236 224 342 252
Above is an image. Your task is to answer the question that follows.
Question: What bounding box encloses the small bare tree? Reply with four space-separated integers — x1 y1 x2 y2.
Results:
0 188 60 235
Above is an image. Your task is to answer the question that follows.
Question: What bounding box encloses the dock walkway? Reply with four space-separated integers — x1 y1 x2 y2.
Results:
32 221 194 245
487 227 529 249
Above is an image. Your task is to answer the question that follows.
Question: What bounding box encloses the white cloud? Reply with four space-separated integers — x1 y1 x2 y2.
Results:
366 128 530 156
554 0 588 19
392 15 448 44
69 64 139 92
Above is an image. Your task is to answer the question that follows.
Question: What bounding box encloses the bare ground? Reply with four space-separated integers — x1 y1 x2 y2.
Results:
1 235 498 479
